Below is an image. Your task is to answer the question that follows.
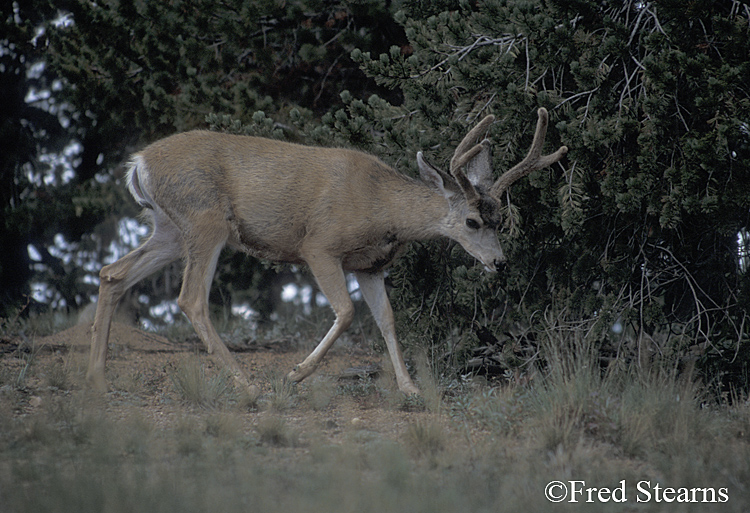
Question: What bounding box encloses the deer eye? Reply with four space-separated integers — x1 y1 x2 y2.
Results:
465 218 481 230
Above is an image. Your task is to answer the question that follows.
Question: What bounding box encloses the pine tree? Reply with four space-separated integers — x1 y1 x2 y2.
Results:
5 0 404 318
315 0 750 379
7 0 749 389
0 0 115 314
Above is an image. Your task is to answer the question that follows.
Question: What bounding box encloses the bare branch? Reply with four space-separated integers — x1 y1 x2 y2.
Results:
411 34 524 80
524 37 530 92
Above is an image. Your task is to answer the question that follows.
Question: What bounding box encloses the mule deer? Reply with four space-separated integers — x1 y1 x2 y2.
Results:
87 108 567 396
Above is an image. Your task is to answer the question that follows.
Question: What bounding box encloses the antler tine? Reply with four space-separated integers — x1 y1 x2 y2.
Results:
450 114 495 175
490 108 568 199
448 114 495 204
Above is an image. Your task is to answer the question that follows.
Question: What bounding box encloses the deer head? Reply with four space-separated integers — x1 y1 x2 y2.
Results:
416 107 567 271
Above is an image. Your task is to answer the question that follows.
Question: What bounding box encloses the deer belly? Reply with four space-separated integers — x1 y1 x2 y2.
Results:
342 238 405 272
227 222 305 264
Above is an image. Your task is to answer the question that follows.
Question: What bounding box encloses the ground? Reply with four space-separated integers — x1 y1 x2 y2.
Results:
2 321 458 444
2 321 749 512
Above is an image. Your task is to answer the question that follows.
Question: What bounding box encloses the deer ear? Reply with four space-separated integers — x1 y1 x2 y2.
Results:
417 152 455 199
465 139 493 189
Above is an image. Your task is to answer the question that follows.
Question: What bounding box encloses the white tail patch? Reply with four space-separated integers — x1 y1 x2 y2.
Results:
126 155 154 209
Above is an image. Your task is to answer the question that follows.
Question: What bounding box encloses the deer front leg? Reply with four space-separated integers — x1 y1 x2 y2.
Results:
355 271 419 395
287 255 353 383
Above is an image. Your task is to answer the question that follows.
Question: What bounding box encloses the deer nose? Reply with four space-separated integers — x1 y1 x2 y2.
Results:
483 259 506 273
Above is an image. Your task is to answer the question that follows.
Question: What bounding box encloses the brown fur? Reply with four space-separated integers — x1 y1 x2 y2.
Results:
87 109 566 395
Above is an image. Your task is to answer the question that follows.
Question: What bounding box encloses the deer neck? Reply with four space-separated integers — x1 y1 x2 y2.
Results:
386 177 451 241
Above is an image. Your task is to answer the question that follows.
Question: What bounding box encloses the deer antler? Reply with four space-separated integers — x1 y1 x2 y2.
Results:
490 108 567 200
450 114 495 203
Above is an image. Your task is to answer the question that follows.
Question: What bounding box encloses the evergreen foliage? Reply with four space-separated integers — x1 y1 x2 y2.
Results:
1 0 124 314
310 0 750 386
3 0 404 316
4 0 749 390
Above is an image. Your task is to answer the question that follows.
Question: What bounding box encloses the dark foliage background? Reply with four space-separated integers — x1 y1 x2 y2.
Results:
3 0 749 392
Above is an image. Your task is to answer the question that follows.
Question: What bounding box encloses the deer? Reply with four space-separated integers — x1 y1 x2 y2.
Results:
86 107 567 396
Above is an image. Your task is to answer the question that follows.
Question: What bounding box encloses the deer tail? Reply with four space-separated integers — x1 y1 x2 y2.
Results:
126 155 155 210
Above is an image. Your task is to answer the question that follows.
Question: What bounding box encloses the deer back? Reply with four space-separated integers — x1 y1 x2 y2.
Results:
129 109 565 275
132 131 448 270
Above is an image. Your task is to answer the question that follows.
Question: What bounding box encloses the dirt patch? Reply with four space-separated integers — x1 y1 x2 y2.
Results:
35 322 181 352
2 322 458 445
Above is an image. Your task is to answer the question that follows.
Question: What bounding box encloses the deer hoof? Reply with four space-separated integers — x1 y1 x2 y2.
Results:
286 368 303 383
286 363 315 383
86 371 109 394
400 384 421 396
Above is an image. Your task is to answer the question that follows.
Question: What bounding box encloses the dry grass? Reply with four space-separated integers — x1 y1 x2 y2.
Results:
403 418 447 462
255 415 300 447
1 318 749 513
169 355 235 409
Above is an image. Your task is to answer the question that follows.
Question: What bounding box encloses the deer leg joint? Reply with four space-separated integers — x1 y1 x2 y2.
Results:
286 361 317 383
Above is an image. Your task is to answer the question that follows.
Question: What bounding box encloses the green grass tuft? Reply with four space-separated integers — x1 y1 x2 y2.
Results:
169 356 235 409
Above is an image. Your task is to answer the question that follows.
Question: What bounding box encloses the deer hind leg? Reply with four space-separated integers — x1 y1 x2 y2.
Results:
87 212 182 392
355 271 419 395
286 255 353 384
176 222 257 395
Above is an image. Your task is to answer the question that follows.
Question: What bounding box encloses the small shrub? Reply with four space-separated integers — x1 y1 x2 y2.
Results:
204 413 243 439
120 413 154 457
339 376 379 400
174 415 204 456
43 360 70 390
17 413 57 446
415 352 443 413
255 415 299 447
616 373 717 457
453 386 530 436
236 385 262 411
155 318 198 345
14 344 39 388
307 376 336 411
535 402 585 453
403 419 446 460
265 372 297 411
400 393 426 412
170 356 234 409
